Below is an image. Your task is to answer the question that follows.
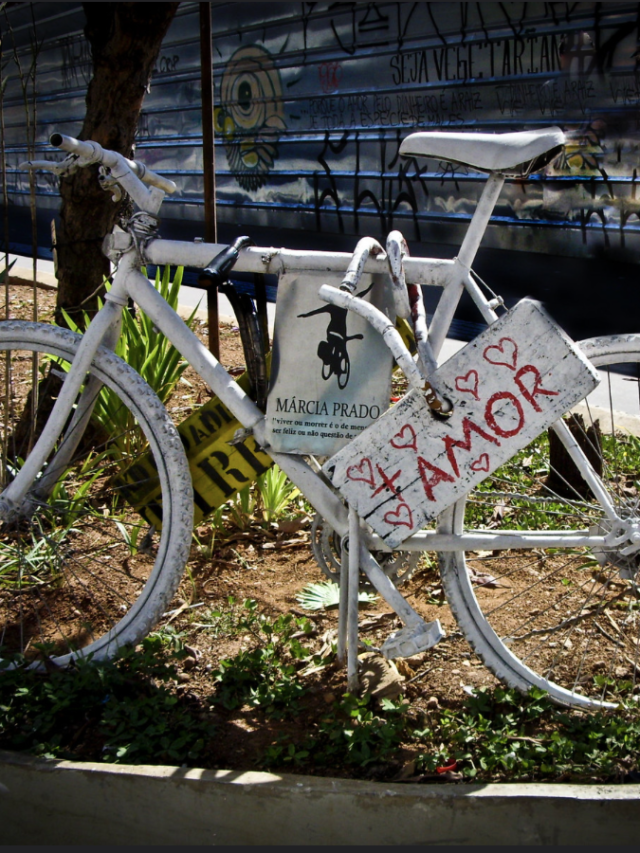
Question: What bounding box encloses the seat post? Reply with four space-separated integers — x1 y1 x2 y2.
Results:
457 172 505 270
427 172 504 359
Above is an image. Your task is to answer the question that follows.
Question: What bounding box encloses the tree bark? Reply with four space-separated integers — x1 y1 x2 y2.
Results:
55 2 179 326
546 414 603 500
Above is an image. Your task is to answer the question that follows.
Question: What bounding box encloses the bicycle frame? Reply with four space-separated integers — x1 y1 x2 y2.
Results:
0 163 618 630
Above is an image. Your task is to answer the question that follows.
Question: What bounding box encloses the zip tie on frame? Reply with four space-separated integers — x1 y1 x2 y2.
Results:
127 211 161 263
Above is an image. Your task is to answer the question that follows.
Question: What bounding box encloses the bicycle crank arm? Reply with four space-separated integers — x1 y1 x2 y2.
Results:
358 545 444 658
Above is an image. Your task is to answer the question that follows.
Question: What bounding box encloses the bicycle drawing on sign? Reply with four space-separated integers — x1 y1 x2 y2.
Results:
6 125 640 713
297 281 374 388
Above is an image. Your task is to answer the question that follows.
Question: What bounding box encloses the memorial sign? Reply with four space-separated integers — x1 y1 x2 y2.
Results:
324 299 599 548
265 271 394 455
118 369 273 528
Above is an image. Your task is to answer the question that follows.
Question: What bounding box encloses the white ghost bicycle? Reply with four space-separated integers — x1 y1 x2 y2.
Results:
4 127 640 711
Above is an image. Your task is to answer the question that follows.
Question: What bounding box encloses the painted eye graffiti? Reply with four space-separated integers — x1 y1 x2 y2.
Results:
237 80 252 111
216 45 286 192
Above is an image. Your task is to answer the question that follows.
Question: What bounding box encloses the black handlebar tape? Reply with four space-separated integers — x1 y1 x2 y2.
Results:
198 236 254 288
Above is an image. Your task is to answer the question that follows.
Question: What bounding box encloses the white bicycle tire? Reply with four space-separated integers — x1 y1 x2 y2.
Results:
438 334 640 709
0 321 193 667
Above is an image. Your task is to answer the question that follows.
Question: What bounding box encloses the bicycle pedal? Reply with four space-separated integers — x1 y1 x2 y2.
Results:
381 619 444 659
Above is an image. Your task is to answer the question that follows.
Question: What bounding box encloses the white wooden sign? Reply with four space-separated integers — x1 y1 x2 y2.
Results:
265 271 393 456
324 299 600 549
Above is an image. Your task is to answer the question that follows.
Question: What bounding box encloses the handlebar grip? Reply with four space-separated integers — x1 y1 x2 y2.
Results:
50 132 100 160
49 132 177 194
199 236 255 287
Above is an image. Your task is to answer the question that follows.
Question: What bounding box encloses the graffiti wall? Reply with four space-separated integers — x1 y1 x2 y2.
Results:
2 2 640 261
209 1 640 258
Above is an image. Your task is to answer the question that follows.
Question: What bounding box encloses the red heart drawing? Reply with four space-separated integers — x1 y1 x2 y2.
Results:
384 502 414 528
390 424 417 452
346 457 375 487
483 337 518 371
455 369 480 401
470 453 490 472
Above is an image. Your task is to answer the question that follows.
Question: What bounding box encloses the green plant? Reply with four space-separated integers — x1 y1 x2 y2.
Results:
113 519 144 556
262 735 310 767
211 601 314 718
296 581 378 611
192 506 226 558
314 693 410 768
0 633 213 766
262 692 411 770
60 265 196 457
190 596 246 638
0 450 125 590
228 484 256 530
0 524 75 589
256 465 300 523
46 450 111 525
414 685 640 782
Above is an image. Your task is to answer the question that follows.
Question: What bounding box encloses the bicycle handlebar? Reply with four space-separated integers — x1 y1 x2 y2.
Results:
49 133 177 194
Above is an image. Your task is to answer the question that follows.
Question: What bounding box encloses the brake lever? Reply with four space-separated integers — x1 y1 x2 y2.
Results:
18 152 83 178
98 166 123 202
199 235 255 287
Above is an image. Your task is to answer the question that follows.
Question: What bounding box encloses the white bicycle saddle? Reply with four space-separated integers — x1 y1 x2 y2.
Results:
399 126 565 175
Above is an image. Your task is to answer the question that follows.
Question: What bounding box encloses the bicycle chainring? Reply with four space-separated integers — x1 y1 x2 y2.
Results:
310 513 419 588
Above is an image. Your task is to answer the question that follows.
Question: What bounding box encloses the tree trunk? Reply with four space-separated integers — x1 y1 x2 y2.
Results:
546 414 603 500
55 2 179 326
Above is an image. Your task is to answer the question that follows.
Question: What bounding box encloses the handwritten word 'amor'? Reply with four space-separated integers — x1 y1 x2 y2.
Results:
345 336 559 520
325 300 599 547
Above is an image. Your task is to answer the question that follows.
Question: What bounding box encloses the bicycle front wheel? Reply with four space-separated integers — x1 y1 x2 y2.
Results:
0 321 193 668
439 334 640 709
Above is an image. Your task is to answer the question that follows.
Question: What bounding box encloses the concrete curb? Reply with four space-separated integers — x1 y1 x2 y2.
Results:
1 750 639 845
8 267 58 290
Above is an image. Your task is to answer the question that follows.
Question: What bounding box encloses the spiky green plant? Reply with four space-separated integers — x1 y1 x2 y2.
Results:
256 465 300 523
60 265 197 457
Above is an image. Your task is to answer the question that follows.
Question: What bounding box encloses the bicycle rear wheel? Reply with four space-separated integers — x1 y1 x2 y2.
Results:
0 321 193 668
439 334 640 709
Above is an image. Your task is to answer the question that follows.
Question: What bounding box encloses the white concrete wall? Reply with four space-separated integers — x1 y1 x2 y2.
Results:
1 750 639 845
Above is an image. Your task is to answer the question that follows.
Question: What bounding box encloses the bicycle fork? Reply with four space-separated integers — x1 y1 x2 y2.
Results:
0 297 123 521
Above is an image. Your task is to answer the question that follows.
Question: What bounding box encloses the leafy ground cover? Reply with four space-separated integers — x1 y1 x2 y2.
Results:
2 280 640 784
2 605 640 783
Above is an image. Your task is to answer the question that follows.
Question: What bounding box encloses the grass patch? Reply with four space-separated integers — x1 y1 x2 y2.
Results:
414 685 640 782
210 599 315 718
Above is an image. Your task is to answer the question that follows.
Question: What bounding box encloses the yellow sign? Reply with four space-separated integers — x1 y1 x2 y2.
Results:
396 317 417 356
118 369 273 528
